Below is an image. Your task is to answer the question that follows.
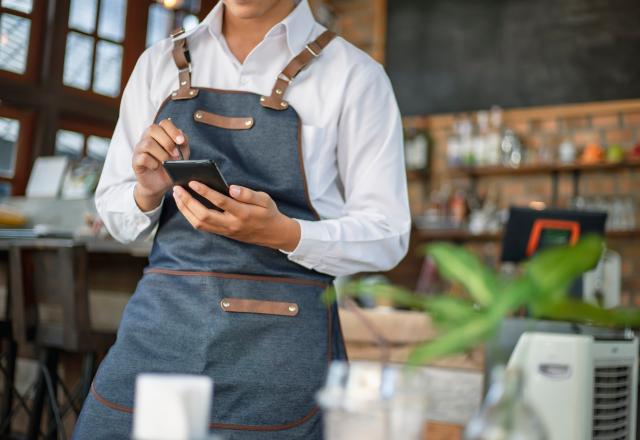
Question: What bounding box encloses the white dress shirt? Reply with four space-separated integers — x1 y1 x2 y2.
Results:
95 0 410 277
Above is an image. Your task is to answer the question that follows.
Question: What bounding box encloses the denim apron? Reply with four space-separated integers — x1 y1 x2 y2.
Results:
74 29 346 440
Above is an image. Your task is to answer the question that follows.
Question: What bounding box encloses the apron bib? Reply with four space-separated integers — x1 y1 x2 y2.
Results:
74 29 346 440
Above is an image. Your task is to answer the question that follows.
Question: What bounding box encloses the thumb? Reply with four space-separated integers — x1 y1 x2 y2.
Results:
229 185 270 208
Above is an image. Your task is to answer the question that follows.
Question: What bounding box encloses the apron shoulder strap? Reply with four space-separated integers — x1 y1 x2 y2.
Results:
170 27 199 101
260 30 336 111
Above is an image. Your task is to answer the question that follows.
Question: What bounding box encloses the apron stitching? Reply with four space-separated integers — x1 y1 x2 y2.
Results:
92 378 320 431
144 267 330 287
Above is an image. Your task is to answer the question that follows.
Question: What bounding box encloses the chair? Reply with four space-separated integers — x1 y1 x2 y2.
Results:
9 240 115 440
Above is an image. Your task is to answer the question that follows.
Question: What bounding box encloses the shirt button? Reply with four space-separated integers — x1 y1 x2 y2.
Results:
239 77 249 85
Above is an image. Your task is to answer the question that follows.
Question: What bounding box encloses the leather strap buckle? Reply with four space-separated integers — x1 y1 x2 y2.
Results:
170 27 185 40
277 72 292 84
179 64 192 74
305 42 320 57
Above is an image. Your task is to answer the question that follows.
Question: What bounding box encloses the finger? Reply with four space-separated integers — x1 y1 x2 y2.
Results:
173 186 228 225
173 186 228 234
173 190 211 232
139 138 173 163
229 185 271 208
133 152 161 172
159 118 186 145
159 118 187 156
187 181 244 216
148 125 180 159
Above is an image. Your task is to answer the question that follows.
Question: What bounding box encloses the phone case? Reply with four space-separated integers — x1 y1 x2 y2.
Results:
163 160 229 211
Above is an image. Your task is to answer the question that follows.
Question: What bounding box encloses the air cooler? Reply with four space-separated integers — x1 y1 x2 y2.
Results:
508 332 638 440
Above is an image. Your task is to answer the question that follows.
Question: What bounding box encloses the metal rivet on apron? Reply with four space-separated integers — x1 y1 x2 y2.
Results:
189 90 195 96
172 92 177 97
181 80 187 86
260 96 266 102
288 305 297 313
280 101 288 108
195 112 203 119
221 300 230 308
275 89 283 95
245 119 252 127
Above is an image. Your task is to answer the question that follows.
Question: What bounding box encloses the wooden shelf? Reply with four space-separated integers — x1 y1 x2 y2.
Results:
416 228 640 242
415 228 501 242
449 158 640 178
406 169 429 181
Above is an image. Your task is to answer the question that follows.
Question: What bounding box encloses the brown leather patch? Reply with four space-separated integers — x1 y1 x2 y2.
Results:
424 421 463 440
194 110 254 130
220 298 299 317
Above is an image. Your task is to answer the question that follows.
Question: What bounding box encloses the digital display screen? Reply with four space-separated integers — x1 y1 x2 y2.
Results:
536 228 573 252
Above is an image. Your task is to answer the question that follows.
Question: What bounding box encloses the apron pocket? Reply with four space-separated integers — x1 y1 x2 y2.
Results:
194 110 254 130
219 297 299 317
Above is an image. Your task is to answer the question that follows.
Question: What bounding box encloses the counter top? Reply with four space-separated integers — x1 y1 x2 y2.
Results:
0 236 152 257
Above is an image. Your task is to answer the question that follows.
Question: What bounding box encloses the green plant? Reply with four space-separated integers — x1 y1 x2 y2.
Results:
324 235 640 366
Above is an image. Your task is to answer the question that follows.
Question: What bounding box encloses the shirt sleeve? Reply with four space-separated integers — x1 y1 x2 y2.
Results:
285 63 411 277
94 47 164 244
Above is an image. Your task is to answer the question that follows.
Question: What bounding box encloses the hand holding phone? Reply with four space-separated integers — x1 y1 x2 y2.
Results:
133 118 189 212
163 159 229 210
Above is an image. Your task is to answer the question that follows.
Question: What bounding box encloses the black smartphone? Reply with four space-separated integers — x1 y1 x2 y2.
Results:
163 159 229 211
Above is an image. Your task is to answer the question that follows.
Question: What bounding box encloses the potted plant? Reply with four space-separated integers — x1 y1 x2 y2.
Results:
318 235 640 439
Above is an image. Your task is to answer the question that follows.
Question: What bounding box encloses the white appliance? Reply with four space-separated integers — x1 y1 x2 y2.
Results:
508 332 638 440
583 249 622 309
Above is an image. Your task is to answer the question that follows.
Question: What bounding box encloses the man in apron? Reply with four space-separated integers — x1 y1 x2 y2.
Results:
74 0 410 438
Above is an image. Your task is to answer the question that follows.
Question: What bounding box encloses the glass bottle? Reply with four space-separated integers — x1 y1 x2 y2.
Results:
474 111 490 166
500 129 523 167
486 106 504 166
464 367 548 440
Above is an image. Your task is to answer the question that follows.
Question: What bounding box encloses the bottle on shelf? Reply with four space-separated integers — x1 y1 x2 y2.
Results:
447 116 462 167
464 366 548 440
474 111 490 166
500 129 524 167
459 113 475 166
486 106 503 166
404 127 429 172
558 138 576 163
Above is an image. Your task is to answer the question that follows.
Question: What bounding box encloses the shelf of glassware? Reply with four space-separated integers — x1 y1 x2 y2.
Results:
447 158 640 178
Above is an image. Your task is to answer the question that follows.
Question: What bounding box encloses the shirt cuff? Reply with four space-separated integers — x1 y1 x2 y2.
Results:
280 219 331 270
130 184 164 221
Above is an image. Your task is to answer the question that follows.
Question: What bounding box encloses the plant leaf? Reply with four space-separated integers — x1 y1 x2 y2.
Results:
407 313 499 365
525 234 603 302
424 296 480 330
323 281 430 310
426 243 497 306
533 299 640 328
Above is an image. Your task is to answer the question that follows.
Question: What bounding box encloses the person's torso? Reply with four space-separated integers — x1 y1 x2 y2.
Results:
142 21 377 220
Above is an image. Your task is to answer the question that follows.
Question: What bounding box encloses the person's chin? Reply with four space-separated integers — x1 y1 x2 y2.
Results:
224 0 277 19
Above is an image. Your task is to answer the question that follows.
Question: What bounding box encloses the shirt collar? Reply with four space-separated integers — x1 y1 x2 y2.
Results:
201 0 316 56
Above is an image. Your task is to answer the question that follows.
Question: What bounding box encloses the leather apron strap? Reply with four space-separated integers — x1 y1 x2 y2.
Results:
170 27 199 101
260 30 337 110
169 28 336 106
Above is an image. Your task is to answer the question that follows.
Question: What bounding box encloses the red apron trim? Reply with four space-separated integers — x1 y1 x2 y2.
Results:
144 267 330 288
91 383 133 414
208 406 319 432
90 383 321 432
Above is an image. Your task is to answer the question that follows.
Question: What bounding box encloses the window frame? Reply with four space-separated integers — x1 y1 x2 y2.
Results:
0 105 34 195
0 0 46 83
57 119 113 158
62 0 130 102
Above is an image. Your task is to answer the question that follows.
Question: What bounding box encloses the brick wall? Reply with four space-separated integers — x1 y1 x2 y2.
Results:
310 0 386 63
403 100 640 306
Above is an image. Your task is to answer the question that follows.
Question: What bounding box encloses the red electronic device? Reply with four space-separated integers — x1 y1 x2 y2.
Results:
525 219 581 257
